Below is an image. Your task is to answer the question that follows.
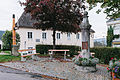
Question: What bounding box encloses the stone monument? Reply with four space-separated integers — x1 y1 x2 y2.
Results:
73 11 99 72
80 11 91 59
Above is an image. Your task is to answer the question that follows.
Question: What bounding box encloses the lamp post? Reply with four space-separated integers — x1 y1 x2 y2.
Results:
80 11 91 59
12 14 19 56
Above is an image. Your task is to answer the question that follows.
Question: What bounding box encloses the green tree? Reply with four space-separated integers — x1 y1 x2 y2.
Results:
87 0 120 18
107 26 114 47
2 30 20 50
21 0 84 49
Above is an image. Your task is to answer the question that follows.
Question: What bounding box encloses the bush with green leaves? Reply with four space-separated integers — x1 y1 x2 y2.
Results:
81 58 90 66
36 44 81 56
2 30 20 51
90 58 99 65
73 56 99 66
90 47 120 64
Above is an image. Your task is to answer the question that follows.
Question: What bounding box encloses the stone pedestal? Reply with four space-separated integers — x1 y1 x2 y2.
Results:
81 50 91 59
12 45 19 56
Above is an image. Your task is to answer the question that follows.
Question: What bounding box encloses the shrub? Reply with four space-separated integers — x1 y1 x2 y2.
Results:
0 49 2 53
90 47 120 64
73 56 99 66
36 44 81 56
81 58 89 66
90 58 99 65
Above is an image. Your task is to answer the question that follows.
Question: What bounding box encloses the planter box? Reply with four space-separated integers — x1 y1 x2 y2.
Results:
112 72 120 80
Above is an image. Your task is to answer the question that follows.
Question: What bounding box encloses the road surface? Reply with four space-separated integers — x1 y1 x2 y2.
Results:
0 65 52 80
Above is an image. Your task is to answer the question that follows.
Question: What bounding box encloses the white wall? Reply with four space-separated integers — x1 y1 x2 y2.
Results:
114 25 120 35
0 40 2 49
90 33 94 48
17 27 94 50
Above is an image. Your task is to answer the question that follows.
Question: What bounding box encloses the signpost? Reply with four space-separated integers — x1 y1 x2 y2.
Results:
12 14 19 56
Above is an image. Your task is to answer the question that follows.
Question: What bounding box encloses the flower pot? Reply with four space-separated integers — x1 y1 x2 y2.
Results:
112 72 120 80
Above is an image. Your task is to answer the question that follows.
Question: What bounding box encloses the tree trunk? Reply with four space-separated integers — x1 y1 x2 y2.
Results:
53 29 56 49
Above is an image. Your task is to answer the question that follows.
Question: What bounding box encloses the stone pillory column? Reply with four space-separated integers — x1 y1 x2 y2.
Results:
12 14 19 56
80 11 91 59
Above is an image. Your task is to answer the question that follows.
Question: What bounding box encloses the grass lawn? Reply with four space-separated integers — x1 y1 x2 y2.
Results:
3 51 11 54
0 55 20 63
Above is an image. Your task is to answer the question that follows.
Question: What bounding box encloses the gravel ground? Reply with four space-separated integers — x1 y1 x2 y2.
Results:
0 58 111 80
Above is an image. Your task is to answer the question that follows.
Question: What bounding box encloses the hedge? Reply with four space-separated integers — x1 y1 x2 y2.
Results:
90 47 120 64
36 44 81 56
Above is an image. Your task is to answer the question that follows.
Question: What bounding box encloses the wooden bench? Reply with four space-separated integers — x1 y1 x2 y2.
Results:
48 49 69 60
77 51 95 58
18 49 39 61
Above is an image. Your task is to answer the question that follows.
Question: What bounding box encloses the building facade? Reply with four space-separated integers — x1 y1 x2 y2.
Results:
0 31 5 49
16 12 95 50
94 38 106 47
106 18 120 47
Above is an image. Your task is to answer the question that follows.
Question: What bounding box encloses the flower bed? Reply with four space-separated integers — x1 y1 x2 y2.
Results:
72 54 99 67
107 58 120 80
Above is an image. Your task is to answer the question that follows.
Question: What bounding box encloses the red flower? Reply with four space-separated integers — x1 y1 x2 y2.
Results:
111 57 114 60
107 67 109 70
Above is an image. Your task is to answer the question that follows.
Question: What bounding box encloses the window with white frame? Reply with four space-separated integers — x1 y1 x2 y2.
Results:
57 33 60 39
28 32 32 39
76 33 80 39
67 33 70 40
42 32 46 39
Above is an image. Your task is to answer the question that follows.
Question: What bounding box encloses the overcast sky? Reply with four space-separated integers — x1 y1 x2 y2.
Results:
0 0 107 39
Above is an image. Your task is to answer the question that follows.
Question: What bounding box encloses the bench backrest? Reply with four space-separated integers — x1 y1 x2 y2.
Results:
48 49 69 51
18 49 36 56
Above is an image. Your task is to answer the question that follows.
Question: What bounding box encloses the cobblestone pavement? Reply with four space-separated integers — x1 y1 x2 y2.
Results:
0 58 111 80
0 65 53 80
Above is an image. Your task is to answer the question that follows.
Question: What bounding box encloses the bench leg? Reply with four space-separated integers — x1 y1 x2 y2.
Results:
64 51 66 60
21 57 26 61
32 55 37 60
49 51 53 60
50 54 53 60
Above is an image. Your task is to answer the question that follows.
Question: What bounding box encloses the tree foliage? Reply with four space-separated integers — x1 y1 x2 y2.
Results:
107 26 114 47
2 31 20 50
21 0 85 49
87 0 120 18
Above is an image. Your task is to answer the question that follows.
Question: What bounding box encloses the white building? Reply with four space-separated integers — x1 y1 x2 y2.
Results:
0 31 5 49
16 12 95 50
106 18 120 47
